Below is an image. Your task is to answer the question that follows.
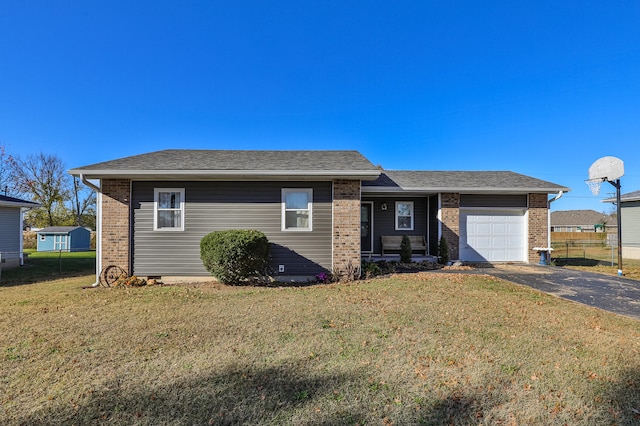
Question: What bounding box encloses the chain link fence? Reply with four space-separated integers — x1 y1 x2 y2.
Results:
551 236 618 266
1 248 96 284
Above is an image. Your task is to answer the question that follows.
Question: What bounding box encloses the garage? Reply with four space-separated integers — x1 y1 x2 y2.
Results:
459 209 526 262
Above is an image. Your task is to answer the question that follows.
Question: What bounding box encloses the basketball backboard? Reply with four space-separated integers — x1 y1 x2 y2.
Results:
588 156 624 182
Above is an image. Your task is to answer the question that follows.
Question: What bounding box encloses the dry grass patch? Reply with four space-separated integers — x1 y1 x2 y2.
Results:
552 245 640 280
1 273 639 425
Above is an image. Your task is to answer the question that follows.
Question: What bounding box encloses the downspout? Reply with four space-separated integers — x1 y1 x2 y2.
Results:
547 191 564 249
80 174 101 288
19 208 25 266
80 174 100 192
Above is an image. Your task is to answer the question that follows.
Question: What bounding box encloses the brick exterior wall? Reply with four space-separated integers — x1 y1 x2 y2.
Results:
440 193 460 260
101 179 131 274
528 193 549 263
332 179 361 279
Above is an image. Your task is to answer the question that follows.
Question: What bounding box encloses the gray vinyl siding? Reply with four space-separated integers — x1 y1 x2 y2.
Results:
428 195 439 256
0 207 20 254
131 181 332 276
361 197 428 255
460 194 527 208
621 202 640 248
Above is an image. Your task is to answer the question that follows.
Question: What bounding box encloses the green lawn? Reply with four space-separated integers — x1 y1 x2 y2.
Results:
0 249 96 286
1 272 639 425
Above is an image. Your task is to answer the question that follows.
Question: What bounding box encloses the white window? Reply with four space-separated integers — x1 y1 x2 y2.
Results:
282 188 312 231
395 201 414 230
39 234 46 241
154 188 185 231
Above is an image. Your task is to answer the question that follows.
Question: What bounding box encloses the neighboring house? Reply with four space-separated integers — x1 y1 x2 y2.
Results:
36 226 91 252
69 149 569 282
604 190 640 260
550 210 617 233
0 194 41 268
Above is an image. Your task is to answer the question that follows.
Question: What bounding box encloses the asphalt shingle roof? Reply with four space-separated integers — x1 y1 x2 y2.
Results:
363 171 569 193
37 226 86 233
70 149 380 178
551 210 617 227
0 195 41 207
69 150 570 193
603 189 640 203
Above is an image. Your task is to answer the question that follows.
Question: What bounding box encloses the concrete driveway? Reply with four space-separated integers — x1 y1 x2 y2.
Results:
475 264 640 321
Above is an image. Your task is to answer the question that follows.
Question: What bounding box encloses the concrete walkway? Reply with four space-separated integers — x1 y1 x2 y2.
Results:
474 264 640 321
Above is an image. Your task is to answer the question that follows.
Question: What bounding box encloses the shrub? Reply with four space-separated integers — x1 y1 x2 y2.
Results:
200 230 270 284
400 235 412 263
438 236 450 265
362 260 382 278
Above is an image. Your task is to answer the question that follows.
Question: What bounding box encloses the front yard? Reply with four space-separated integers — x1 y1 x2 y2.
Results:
1 272 639 425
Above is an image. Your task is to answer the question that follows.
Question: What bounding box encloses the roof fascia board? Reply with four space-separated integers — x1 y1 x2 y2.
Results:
0 200 41 208
363 186 570 194
604 196 640 203
69 169 381 181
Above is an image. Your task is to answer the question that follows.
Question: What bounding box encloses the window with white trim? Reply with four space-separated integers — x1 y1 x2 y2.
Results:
282 188 312 231
395 201 414 230
154 188 185 231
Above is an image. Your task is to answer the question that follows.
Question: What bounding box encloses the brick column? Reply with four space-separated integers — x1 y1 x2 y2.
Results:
528 193 548 263
332 179 361 280
101 179 131 274
440 193 460 260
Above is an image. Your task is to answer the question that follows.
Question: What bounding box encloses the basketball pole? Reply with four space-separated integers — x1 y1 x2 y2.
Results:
608 178 623 275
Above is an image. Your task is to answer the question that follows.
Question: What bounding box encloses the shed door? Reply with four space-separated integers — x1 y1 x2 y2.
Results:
54 235 68 251
460 210 525 262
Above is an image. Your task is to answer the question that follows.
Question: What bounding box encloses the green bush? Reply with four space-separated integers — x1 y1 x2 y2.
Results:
400 235 412 263
200 230 270 284
362 260 382 278
438 236 450 265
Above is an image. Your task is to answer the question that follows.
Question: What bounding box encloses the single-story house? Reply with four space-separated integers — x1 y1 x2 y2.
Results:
550 210 617 233
69 149 570 282
36 226 91 252
0 194 41 268
604 190 640 260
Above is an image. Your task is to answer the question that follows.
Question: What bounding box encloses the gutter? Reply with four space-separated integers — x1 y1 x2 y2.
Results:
80 174 101 192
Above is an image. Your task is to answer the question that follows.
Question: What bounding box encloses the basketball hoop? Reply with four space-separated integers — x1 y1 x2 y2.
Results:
586 155 625 276
585 178 604 196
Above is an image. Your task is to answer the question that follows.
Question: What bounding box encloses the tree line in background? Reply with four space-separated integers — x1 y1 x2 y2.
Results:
1 145 96 230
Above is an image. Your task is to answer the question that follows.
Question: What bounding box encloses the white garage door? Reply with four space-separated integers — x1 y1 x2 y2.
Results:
460 209 525 262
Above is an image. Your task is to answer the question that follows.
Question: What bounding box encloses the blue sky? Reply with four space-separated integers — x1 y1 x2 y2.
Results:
1 1 639 211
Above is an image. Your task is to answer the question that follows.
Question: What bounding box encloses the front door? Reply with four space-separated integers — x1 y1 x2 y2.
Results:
361 203 373 252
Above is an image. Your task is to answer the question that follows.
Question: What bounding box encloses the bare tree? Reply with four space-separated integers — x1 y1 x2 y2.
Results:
73 176 96 228
0 145 18 196
11 152 71 227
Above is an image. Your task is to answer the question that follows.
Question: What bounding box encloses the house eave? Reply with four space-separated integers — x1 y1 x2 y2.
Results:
362 186 571 194
0 200 42 208
69 169 381 181
603 197 640 203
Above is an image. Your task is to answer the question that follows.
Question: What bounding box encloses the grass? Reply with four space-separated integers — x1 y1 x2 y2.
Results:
0 249 95 286
551 245 640 280
1 273 639 425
